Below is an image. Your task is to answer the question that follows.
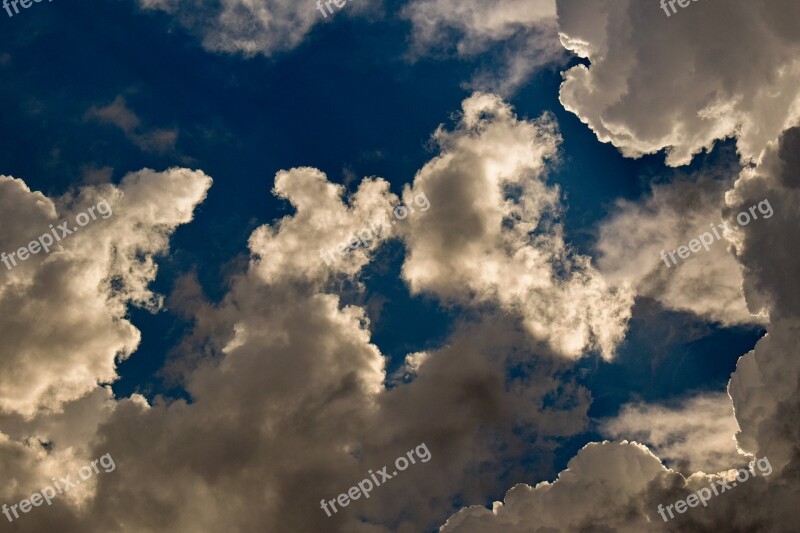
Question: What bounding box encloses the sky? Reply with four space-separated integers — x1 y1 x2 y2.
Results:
0 0 797 531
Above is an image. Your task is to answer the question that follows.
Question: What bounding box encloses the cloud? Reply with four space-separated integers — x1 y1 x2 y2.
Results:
595 162 761 325
13 97 799 533
439 439 786 532
439 124 800 532
248 167 398 283
0 168 211 417
724 127 800 320
724 126 800 472
136 0 373 57
440 441 673 532
86 96 178 154
404 0 556 51
0 94 626 532
86 313 594 532
0 388 117 509
402 0 565 94
400 93 633 359
599 393 743 474
557 0 800 166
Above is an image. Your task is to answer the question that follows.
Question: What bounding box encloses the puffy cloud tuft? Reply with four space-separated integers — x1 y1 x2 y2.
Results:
0 168 211 417
401 93 633 359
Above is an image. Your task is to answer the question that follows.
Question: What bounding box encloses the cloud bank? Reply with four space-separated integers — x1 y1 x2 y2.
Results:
0 95 635 532
0 168 211 418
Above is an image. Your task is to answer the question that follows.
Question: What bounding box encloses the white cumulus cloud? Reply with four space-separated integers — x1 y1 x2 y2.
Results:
557 0 800 166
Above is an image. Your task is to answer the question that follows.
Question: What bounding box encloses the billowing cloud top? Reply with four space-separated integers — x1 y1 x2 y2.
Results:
0 89 643 531
441 124 800 532
401 93 633 359
558 0 800 165
0 168 211 418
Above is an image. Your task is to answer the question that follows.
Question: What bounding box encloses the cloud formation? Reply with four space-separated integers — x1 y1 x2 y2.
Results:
440 441 673 532
86 96 178 154
600 393 742 474
0 168 211 418
400 93 633 359
724 126 800 472
137 0 371 57
402 0 564 94
0 95 624 532
6 93 796 533
595 162 760 325
558 0 800 166
440 124 800 532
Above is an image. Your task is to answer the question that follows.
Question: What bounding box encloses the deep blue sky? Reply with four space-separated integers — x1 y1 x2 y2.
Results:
0 0 762 484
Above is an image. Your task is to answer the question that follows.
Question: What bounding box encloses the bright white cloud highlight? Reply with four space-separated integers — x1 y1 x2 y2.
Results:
0 168 211 417
401 93 633 359
557 0 800 166
440 124 800 532
600 393 743 474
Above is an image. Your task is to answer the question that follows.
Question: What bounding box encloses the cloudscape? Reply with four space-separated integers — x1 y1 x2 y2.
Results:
0 0 798 531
